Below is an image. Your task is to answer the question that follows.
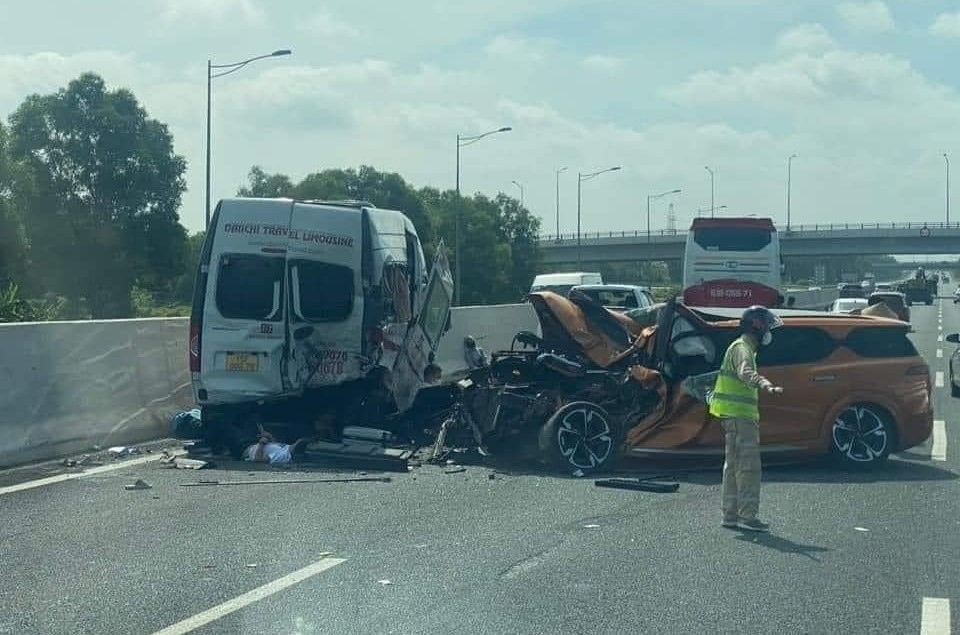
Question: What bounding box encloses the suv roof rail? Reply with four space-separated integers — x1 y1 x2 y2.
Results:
300 199 377 209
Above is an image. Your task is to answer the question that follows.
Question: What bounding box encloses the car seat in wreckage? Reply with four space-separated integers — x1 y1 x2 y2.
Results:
390 242 454 413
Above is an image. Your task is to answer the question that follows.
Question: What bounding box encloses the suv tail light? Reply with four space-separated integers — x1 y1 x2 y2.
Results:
189 321 201 373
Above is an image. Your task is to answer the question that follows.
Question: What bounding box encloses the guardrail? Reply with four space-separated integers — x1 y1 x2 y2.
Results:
538 221 960 242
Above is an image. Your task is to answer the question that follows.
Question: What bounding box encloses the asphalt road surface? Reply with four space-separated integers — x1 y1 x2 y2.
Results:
1 301 957 635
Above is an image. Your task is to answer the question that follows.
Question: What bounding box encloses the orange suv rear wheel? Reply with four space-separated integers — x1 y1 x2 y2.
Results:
830 404 895 467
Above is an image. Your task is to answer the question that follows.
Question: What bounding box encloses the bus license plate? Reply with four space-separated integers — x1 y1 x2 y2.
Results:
226 353 259 372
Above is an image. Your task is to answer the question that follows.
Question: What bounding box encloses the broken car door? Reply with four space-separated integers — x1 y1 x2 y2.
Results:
390 242 454 413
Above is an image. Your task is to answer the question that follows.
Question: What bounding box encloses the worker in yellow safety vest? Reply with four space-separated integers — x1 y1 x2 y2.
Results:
709 305 784 532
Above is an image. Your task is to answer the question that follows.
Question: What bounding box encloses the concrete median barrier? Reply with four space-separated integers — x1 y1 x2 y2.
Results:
0 318 192 469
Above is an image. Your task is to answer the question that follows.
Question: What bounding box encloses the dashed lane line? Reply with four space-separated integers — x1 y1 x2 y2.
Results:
150 556 347 635
938 349 944 358
920 597 951 635
939 335 944 342
931 420 947 462
935 371 945 388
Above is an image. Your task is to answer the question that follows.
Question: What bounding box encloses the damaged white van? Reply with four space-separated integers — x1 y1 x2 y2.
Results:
189 198 453 450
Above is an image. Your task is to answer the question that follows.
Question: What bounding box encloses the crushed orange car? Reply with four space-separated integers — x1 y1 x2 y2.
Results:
439 291 933 474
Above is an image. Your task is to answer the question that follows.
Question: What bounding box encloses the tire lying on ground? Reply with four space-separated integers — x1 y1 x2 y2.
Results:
537 401 624 475
830 403 896 468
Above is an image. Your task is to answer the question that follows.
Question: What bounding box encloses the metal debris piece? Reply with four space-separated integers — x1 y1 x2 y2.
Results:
583 524 601 529
179 476 392 487
245 563 259 568
125 479 152 491
174 458 212 470
444 467 466 474
594 478 679 493
377 579 392 586
854 527 870 532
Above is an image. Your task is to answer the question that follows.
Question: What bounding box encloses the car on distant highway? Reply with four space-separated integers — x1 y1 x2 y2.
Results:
867 291 910 322
838 283 866 299
569 284 656 312
947 332 960 397
874 283 893 291
830 298 868 314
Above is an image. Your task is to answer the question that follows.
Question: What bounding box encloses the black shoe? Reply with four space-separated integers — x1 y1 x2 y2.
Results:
736 518 770 532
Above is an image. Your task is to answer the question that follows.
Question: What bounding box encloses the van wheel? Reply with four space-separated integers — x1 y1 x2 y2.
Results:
830 404 894 467
537 401 622 475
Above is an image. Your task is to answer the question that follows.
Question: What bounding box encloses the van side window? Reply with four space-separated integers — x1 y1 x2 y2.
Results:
215 254 284 321
290 260 354 323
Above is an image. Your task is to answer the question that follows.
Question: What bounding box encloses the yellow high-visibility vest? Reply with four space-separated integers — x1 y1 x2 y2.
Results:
709 338 760 420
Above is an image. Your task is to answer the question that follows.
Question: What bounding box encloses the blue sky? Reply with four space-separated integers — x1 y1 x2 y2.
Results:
1 0 959 236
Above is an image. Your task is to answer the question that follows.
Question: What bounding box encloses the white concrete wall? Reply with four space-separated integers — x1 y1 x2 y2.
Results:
0 318 192 468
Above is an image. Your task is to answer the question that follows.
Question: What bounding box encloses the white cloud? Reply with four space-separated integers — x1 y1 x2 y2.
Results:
0 51 144 107
296 11 359 39
581 54 625 74
158 0 264 26
483 35 551 62
930 11 960 38
776 24 836 54
836 1 895 33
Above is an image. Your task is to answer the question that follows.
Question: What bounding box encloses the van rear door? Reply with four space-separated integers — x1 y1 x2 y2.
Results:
198 198 292 403
391 242 454 412
284 202 365 392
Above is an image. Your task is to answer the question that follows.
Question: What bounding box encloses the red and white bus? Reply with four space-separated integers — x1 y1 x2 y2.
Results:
681 217 782 308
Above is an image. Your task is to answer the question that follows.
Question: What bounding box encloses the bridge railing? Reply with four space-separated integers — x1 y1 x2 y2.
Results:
538 221 960 242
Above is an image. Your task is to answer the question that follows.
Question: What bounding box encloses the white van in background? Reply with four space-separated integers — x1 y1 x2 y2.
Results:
529 272 603 297
189 198 453 441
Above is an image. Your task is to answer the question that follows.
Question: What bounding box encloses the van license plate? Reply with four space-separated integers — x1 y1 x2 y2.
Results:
226 353 259 372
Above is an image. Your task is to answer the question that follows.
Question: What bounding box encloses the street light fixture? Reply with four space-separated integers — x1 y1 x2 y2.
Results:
555 166 567 238
511 180 524 207
704 166 716 218
787 154 797 231
647 189 682 243
698 204 728 217
945 153 951 225
577 166 621 267
206 49 291 230
455 126 512 306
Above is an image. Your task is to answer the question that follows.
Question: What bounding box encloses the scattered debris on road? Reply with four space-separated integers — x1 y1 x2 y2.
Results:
108 446 142 457
854 526 870 532
444 466 466 474
173 458 213 470
179 476 392 487
377 579 393 586
124 479 152 491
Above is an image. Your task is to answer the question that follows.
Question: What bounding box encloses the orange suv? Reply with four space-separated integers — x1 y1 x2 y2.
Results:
626 302 933 466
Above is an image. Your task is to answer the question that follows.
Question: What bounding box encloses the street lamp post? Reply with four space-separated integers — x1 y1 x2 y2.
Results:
511 180 524 207
697 205 727 217
646 189 682 243
555 166 567 237
206 49 291 230
577 166 621 267
704 166 715 218
455 126 512 306
945 153 951 225
787 154 797 231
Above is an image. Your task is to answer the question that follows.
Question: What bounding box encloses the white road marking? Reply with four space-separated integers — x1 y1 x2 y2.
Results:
938 335 944 342
920 597 951 635
931 420 947 462
150 556 347 635
0 451 185 497
935 372 944 388
937 349 944 358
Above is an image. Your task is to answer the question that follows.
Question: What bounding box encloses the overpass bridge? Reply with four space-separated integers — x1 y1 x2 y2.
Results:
538 221 960 265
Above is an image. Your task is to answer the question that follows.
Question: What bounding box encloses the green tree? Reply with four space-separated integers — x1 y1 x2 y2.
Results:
0 123 29 288
8 73 187 318
237 166 294 198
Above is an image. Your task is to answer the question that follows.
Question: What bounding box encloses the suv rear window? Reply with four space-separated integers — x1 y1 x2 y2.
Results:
292 260 355 322
757 327 837 366
215 254 284 321
579 289 641 309
845 327 918 358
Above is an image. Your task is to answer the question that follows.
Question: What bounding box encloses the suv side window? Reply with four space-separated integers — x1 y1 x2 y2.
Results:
757 327 837 366
845 327 918 358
